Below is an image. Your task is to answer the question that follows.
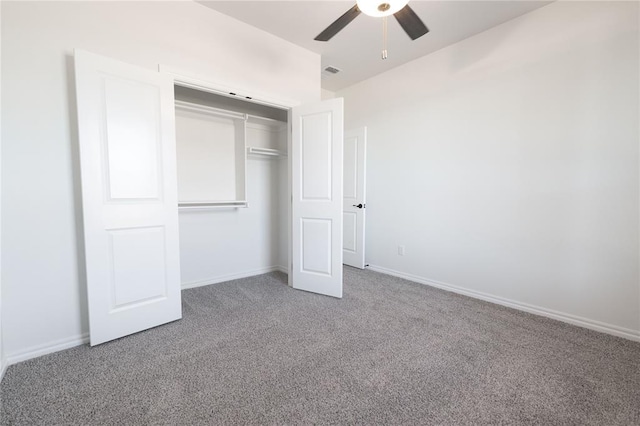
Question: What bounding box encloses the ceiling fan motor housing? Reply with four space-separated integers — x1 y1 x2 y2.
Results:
314 0 428 42
357 0 409 17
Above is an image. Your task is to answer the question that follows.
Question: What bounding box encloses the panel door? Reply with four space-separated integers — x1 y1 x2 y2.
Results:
74 49 182 345
343 127 367 269
291 98 344 298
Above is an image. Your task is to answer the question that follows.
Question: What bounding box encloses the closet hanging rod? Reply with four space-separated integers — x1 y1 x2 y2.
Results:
174 100 246 121
247 147 287 158
246 114 286 125
178 201 249 210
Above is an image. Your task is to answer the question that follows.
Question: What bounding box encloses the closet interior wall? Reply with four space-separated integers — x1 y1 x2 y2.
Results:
174 86 288 289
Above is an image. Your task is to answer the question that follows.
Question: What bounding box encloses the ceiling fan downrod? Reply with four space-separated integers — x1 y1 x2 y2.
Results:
382 16 388 59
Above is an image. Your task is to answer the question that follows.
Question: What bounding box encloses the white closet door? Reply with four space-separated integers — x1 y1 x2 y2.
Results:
291 98 344 298
74 50 182 345
343 127 367 269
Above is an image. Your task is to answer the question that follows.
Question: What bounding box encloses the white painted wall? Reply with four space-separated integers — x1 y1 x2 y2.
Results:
0 0 5 381
179 157 287 287
321 88 336 100
1 1 320 360
337 1 640 339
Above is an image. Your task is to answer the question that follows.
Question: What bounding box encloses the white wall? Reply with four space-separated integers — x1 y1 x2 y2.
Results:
337 1 640 339
1 1 320 360
321 88 336 100
0 0 5 381
179 158 287 287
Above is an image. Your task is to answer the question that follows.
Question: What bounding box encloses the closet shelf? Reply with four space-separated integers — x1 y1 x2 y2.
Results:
175 100 246 121
246 114 286 127
179 201 248 210
247 147 287 158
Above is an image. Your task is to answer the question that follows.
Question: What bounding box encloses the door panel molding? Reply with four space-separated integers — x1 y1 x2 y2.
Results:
291 99 343 298
75 49 182 345
343 127 367 269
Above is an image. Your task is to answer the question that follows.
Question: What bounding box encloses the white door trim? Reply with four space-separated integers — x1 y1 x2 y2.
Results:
158 64 299 110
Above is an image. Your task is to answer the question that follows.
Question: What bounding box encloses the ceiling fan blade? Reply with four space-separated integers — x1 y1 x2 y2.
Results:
394 4 429 40
314 5 361 41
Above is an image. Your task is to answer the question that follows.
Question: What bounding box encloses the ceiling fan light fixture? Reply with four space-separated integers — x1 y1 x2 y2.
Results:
356 0 409 17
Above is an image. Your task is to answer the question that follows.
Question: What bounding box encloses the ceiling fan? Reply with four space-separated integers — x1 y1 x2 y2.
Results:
314 0 429 42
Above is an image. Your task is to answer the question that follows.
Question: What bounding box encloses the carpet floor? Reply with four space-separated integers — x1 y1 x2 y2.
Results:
1 268 639 425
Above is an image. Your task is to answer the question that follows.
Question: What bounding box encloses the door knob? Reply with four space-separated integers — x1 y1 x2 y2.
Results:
352 203 364 209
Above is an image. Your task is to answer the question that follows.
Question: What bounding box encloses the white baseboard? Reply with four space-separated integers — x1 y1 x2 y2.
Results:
181 265 288 290
367 264 640 342
5 333 90 367
0 268 291 378
0 357 8 383
275 265 289 275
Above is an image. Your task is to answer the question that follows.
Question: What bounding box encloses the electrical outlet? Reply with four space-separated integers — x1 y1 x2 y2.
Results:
398 245 405 256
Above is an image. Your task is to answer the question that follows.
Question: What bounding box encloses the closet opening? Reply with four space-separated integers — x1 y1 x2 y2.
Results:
74 50 344 345
173 85 290 290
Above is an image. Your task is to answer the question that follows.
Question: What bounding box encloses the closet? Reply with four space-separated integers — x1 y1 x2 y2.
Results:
74 49 343 345
173 86 289 288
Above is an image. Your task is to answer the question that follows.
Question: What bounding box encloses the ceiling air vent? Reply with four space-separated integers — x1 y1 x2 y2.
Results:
323 66 341 75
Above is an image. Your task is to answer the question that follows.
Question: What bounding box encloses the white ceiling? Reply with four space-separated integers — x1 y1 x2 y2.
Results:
199 1 551 92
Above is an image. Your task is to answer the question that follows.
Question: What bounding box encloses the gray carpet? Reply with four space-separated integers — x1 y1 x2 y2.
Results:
1 268 639 425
